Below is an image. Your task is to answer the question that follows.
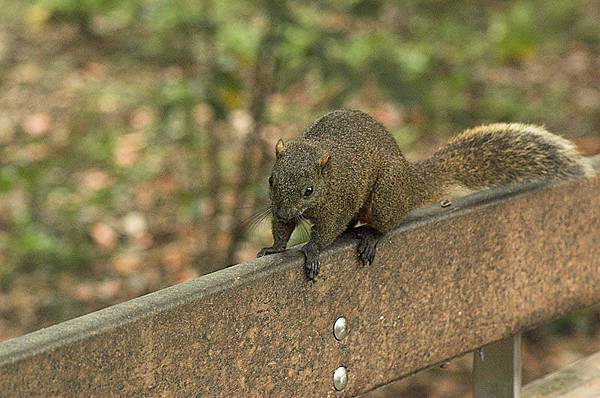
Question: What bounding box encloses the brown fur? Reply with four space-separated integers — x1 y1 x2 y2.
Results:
258 110 593 279
418 123 594 199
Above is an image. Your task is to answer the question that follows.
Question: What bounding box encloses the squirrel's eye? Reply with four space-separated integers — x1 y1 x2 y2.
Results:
303 186 313 198
268 176 273 186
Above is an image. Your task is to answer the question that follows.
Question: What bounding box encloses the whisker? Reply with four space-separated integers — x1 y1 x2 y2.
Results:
240 206 272 233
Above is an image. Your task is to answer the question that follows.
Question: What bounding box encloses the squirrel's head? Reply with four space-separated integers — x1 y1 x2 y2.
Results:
268 139 330 222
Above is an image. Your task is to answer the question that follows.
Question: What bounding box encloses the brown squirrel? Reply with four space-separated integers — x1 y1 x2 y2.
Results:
257 109 594 280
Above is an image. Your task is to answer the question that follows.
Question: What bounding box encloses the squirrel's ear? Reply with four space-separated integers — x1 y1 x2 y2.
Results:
275 139 286 157
319 151 331 168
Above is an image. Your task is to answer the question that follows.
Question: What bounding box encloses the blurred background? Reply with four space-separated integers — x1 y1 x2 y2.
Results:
0 0 599 396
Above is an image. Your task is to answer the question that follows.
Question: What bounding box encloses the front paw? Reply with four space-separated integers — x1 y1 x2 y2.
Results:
257 246 284 257
301 241 320 280
357 229 381 266
304 255 320 281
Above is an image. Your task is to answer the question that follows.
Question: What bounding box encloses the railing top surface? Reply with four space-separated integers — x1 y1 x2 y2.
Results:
1 161 599 397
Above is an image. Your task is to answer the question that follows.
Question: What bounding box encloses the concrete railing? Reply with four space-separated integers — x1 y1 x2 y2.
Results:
1 161 599 397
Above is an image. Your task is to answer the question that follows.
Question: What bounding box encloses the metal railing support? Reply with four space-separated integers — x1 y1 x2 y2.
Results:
473 334 522 398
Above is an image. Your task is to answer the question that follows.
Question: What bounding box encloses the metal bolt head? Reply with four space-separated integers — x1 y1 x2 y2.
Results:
333 317 348 341
333 366 348 391
440 199 452 208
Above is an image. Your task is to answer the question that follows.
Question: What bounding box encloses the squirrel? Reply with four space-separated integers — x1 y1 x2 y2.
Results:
257 109 594 280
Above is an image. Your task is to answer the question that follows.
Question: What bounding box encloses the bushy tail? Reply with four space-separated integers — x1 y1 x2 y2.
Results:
421 123 594 193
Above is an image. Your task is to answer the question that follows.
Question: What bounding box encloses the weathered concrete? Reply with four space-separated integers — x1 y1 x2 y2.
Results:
0 173 599 397
523 352 600 398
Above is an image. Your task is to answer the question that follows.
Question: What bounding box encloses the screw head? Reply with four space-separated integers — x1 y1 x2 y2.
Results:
440 199 452 208
333 366 348 391
333 317 348 341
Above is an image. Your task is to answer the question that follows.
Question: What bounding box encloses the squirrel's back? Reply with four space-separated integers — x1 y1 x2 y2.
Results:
303 109 401 155
422 123 594 195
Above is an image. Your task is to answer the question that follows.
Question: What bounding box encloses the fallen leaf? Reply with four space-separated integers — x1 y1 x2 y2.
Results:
23 113 51 136
112 253 142 275
90 222 118 249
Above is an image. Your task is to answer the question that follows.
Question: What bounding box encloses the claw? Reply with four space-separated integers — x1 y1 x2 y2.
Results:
357 228 381 266
257 246 283 257
304 256 320 280
301 241 320 281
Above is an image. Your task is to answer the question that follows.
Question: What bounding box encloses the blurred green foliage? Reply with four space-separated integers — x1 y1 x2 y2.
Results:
0 0 599 335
